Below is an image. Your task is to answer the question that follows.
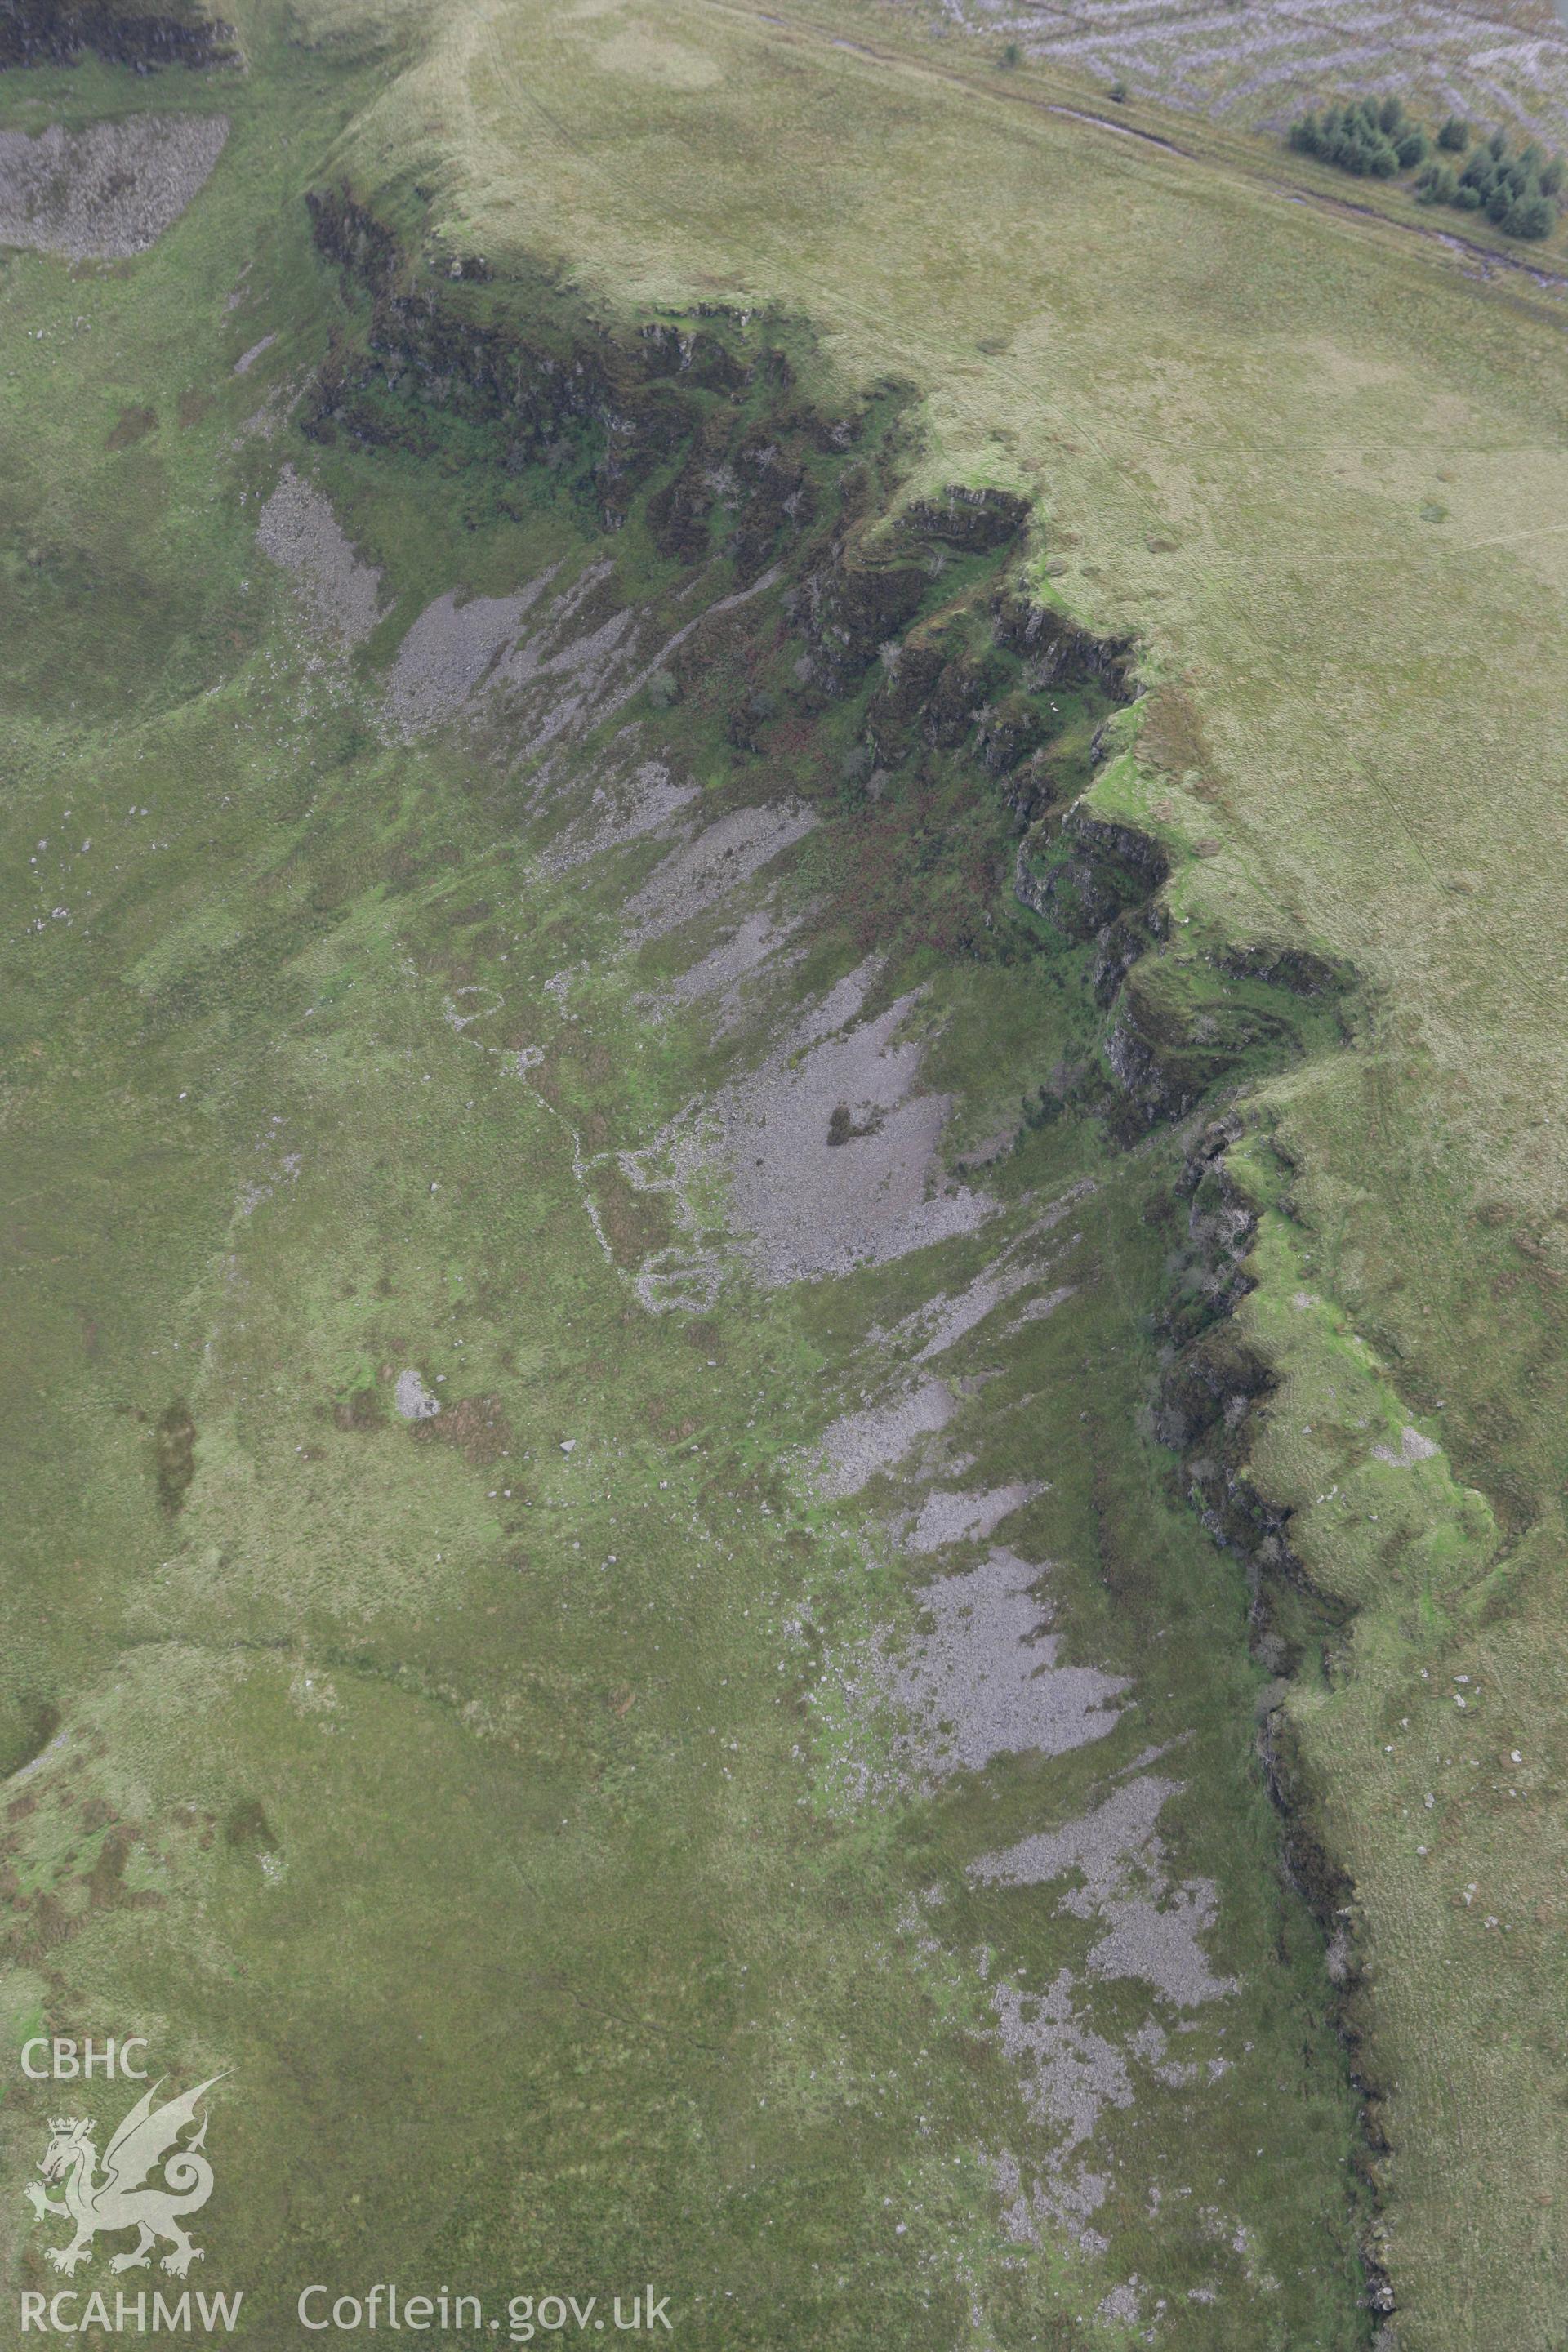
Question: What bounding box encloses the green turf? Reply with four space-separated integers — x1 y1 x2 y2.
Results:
0 4 1565 2347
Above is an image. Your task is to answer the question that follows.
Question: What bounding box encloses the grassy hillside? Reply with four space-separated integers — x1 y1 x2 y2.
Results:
318 11 1568 2326
0 2 1564 2347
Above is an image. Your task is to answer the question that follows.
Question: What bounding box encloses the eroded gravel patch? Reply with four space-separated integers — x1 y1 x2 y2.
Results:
972 1775 1239 2006
872 1183 1093 1365
540 753 699 876
973 1775 1178 1900
635 904 807 1034
256 466 389 648
872 1547 1127 1786
812 1375 959 1499
394 1370 439 1422
1372 1423 1440 1466
991 1971 1135 2153
709 972 996 1285
904 1481 1042 1552
387 578 555 735
488 560 782 780
1085 1885 1235 2004
0 114 229 261
233 332 276 376
623 802 817 947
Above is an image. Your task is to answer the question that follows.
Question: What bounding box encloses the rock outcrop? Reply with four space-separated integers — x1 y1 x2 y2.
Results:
0 0 234 71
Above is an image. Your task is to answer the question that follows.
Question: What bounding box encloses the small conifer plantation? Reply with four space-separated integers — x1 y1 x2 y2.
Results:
1289 94 1562 238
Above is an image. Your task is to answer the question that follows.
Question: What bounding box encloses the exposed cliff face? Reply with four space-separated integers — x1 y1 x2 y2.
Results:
996 742 1393 2312
1017 804 1356 1631
302 168 1360 1588
0 0 234 71
993 586 1138 699
303 185 829 543
304 175 1357 1147
851 739 1386 2306
1016 807 1168 934
299 176 1143 975
786 548 929 699
301 172 1355 1235
296 185 1388 2314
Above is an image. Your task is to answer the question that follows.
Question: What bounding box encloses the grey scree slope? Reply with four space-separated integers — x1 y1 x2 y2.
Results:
0 115 229 261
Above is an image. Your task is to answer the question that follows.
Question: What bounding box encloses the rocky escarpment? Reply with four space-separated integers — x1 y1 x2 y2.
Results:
993 585 1137 700
1016 807 1168 949
303 180 1138 850
1151 1111 1392 2319
302 185 862 553
0 0 234 70
859 586 1134 774
1036 823 1386 2310
295 174 1393 2319
301 179 1352 1160
1023 806 1361 1683
1018 797 1352 1130
1007 769 1388 2305
1078 943 1339 1629
298 175 1356 1586
1153 1115 1314 1626
301 178 1146 973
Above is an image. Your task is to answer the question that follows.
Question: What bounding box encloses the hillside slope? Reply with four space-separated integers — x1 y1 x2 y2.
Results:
0 3 1564 2345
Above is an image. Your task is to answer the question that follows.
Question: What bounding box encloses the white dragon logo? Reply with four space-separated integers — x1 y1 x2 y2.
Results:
24 2075 225 2278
